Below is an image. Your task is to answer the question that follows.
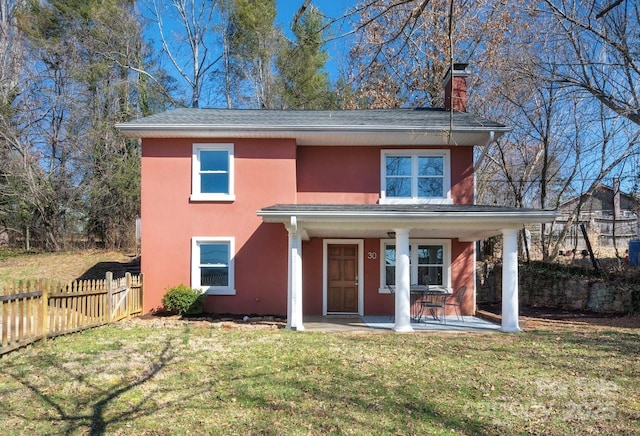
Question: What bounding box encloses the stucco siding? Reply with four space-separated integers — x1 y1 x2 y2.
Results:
140 138 477 316
140 138 297 313
296 146 474 204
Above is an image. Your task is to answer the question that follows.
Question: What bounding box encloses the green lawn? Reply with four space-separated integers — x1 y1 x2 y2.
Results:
1 324 638 435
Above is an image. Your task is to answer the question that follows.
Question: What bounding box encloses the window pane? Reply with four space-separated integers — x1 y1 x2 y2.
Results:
201 173 229 194
385 245 396 265
386 177 411 197
200 243 229 265
386 156 411 176
201 267 228 286
417 245 443 265
418 266 442 286
200 150 228 171
418 178 443 197
418 156 443 176
386 266 395 286
385 245 396 285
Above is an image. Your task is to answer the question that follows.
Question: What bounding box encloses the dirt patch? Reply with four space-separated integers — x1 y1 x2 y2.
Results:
479 304 640 330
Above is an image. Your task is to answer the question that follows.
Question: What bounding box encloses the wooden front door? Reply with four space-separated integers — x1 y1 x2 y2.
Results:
327 244 358 313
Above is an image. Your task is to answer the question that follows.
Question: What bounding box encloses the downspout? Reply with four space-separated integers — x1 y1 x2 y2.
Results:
473 131 495 266
473 131 496 204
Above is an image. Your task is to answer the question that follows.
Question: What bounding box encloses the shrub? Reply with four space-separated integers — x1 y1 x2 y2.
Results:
162 284 204 316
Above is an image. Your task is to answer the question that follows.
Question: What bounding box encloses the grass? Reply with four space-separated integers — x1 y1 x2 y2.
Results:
0 249 133 283
1 324 638 435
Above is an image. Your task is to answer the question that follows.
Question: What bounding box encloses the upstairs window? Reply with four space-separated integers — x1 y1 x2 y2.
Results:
191 143 235 201
380 150 451 204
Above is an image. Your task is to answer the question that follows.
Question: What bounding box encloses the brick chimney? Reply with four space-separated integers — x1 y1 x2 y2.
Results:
443 63 470 112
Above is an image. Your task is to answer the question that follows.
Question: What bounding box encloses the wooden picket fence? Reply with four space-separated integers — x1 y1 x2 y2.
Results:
0 272 143 356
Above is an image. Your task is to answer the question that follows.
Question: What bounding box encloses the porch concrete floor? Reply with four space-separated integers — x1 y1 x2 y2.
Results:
302 315 501 332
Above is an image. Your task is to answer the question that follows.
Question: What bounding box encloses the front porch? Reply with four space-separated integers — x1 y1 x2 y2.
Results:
258 204 559 333
303 315 501 332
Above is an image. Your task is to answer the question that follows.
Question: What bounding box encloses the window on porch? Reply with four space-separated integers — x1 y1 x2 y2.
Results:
381 240 450 290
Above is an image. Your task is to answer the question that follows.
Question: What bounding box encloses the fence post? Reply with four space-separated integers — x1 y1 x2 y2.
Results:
41 279 48 343
106 272 113 323
125 272 131 317
139 273 144 314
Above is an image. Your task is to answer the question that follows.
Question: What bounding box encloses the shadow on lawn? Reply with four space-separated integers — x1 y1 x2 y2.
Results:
1 335 192 436
75 257 140 281
217 355 492 435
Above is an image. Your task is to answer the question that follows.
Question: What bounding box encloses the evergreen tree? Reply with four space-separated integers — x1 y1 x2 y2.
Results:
224 0 280 108
276 5 334 109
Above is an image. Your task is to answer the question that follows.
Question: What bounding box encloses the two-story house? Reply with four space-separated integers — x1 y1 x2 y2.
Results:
117 65 557 332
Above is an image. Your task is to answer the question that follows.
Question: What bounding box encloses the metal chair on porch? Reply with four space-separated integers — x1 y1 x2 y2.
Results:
421 293 446 322
444 285 467 323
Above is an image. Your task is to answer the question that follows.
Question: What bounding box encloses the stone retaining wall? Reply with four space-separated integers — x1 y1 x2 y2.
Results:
477 262 639 313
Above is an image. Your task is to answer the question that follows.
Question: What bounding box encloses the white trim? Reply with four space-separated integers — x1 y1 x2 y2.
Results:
190 143 235 202
472 242 477 313
501 229 521 332
393 229 413 332
287 219 304 331
259 209 560 224
322 239 364 316
380 149 451 204
191 236 236 295
378 239 452 292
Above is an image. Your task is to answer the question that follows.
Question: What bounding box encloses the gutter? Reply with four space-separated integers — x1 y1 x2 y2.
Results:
474 130 495 205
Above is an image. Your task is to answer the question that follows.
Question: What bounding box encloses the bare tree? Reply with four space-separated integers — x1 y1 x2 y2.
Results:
340 0 524 108
336 0 639 260
148 0 223 108
539 0 640 126
223 0 281 108
0 0 158 250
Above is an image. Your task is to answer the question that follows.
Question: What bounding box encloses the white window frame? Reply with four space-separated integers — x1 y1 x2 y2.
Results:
378 239 451 293
380 149 452 204
190 143 235 202
191 237 236 295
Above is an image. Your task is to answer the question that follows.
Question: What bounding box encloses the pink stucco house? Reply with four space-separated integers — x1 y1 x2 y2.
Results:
117 65 557 332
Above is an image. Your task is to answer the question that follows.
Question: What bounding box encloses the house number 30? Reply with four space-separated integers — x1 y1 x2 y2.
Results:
367 251 377 260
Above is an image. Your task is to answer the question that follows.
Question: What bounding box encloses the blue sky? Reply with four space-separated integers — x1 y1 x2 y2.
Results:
275 0 352 29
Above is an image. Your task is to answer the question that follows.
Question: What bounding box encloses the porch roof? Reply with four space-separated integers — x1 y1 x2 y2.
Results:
257 204 560 241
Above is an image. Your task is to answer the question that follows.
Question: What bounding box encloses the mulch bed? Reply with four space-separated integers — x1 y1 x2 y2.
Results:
121 312 287 329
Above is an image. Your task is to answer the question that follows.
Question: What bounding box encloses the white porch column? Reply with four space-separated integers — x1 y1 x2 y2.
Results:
501 228 521 332
286 217 304 331
393 228 413 332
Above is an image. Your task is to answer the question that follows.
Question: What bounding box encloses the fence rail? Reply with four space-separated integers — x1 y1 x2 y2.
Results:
0 272 143 356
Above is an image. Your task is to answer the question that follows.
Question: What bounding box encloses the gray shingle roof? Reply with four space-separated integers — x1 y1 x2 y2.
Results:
119 108 507 131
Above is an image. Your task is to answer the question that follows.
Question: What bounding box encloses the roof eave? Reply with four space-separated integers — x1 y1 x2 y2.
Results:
257 209 560 225
115 125 509 146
